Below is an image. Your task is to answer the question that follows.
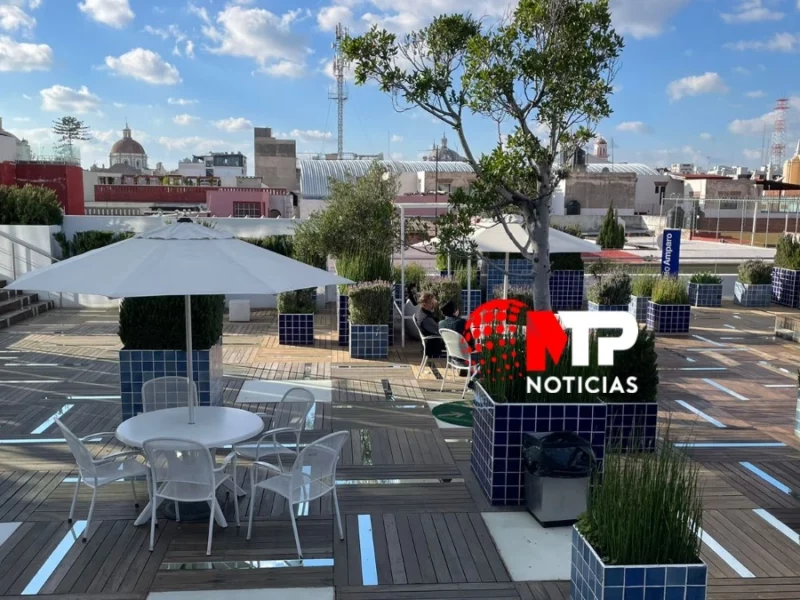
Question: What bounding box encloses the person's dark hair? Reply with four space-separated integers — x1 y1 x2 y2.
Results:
441 300 457 318
406 282 418 305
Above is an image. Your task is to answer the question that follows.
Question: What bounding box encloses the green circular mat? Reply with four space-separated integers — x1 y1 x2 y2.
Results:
432 401 473 427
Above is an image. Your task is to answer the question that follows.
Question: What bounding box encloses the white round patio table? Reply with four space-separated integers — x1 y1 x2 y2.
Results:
116 406 264 527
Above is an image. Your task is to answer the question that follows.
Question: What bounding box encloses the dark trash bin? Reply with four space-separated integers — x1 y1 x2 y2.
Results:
522 431 595 527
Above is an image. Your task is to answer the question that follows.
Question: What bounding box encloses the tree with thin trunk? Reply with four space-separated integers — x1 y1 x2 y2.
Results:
52 116 91 160
342 0 623 310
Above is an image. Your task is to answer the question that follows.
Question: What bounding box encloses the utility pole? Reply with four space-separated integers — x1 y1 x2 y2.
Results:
329 23 348 160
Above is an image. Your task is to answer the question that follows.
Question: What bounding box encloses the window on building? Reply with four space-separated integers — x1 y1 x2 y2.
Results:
233 202 262 218
268 209 281 218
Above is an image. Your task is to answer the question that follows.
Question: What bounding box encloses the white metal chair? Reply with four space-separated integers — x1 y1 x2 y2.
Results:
142 438 239 556
440 329 479 399
56 419 149 542
234 387 316 473
413 315 443 379
247 430 349 558
141 376 198 413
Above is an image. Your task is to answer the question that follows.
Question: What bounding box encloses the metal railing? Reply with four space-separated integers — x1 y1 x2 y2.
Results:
0 229 62 308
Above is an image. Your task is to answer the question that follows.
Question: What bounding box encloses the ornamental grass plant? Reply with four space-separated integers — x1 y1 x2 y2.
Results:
587 271 631 305
502 285 534 308
651 277 689 305
337 253 393 294
577 423 703 566
348 281 392 324
631 274 658 297
277 288 316 314
737 260 772 285
423 277 462 311
689 272 722 285
392 263 428 289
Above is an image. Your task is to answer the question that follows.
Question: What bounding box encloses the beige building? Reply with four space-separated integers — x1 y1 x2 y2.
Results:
784 141 800 186
682 175 759 200
254 128 299 192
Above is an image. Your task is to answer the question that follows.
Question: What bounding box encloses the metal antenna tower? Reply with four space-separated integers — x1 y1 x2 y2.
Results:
770 98 789 169
329 23 348 160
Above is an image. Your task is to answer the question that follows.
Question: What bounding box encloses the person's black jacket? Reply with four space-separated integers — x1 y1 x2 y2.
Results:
414 307 445 356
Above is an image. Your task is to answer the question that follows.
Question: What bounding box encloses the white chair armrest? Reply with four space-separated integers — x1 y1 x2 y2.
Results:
94 450 144 465
81 431 117 442
252 460 282 475
214 451 237 472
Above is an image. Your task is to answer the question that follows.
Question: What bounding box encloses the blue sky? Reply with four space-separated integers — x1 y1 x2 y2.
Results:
0 0 799 173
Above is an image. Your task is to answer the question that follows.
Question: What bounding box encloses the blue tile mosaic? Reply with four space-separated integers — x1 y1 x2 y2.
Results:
471 383 606 506
772 267 800 308
733 281 771 308
605 402 658 452
588 302 629 312
462 289 483 316
646 302 690 335
571 528 707 600
119 342 223 421
349 324 389 359
339 294 394 347
279 313 314 346
688 283 722 308
487 258 534 299
551 270 585 311
629 295 650 323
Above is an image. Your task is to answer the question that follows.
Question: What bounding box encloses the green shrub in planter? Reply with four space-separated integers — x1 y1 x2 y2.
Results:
240 235 294 257
552 223 583 238
631 274 658 298
775 235 800 270
738 259 772 284
455 266 479 289
337 253 393 294
0 184 63 226
348 281 392 324
277 288 316 314
587 257 613 277
597 205 626 249
392 262 428 288
652 277 689 305
54 230 134 258
119 295 224 350
492 285 533 308
588 271 631 305
689 272 722 284
550 252 584 271
423 277 462 311
577 424 703 566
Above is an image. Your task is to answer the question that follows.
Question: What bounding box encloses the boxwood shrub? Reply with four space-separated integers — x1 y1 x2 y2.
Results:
277 288 316 314
119 295 224 350
775 235 800 270
737 259 772 285
348 281 392 325
588 271 632 305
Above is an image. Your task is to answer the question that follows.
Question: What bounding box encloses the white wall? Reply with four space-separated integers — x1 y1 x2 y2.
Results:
62 215 300 239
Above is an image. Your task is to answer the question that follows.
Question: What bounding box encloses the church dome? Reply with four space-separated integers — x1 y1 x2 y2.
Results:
111 137 145 155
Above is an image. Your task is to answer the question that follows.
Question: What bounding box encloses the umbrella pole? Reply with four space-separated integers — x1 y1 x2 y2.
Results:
185 295 195 425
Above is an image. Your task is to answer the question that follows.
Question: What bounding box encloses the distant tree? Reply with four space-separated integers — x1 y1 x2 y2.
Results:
52 116 91 160
597 204 625 249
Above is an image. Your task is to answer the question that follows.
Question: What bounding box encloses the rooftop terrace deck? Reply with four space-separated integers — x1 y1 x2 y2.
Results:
0 303 798 599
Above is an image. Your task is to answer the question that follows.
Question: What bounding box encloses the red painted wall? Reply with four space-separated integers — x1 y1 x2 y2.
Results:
0 162 16 186
7 163 85 215
94 185 290 206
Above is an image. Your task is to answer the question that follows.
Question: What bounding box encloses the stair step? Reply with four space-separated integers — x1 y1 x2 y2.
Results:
0 294 39 317
0 300 54 330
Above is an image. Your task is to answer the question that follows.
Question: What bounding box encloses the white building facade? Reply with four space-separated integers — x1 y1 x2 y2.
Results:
178 152 247 186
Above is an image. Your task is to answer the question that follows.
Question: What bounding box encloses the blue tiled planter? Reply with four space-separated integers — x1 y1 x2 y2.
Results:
119 341 223 421
629 295 650 323
571 528 707 600
279 313 314 345
462 289 483 315
605 402 658 452
734 281 771 308
688 283 722 308
471 382 606 506
588 301 629 312
551 270 585 311
487 258 533 299
393 283 403 304
772 267 800 308
339 294 394 347
647 302 690 335
349 324 389 359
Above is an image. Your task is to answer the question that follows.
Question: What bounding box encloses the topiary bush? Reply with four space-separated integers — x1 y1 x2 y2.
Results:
737 259 772 285
550 253 585 271
597 205 625 250
277 288 316 314
689 272 722 284
119 295 224 350
348 281 392 324
0 184 63 226
631 274 658 297
775 235 800 270
652 277 689 305
588 271 632 305
54 230 134 258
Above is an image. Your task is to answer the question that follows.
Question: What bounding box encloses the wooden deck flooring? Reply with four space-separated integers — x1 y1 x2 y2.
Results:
0 304 797 598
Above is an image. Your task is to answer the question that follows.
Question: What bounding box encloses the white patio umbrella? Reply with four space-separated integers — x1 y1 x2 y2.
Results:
7 219 352 423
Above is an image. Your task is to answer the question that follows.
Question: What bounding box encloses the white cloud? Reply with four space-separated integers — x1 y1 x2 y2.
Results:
187 2 211 24
168 97 198 105
197 5 310 76
322 57 354 81
112 101 126 108
12 116 30 122
262 60 304 77
666 72 728 101
699 132 713 141
78 0 134 29
22 93 31 99
143 24 169 39
143 23 192 57
390 152 404 160
317 5 354 31
616 121 650 133
104 48 181 85
213 117 253 132
732 66 751 75
93 129 118 143
391 134 403 143
158 135 228 151
742 149 762 160
0 5 36 34
173 114 199 126
0 35 51 71
609 0 690 40
729 111 777 134
185 40 194 58
724 32 799 52
40 84 101 113
745 90 766 98
721 0 783 23
284 129 333 142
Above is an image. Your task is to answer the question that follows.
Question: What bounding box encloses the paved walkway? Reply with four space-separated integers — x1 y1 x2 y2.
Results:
0 304 797 598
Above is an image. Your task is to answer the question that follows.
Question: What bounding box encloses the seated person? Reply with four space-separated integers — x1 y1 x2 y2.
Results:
414 292 445 357
439 301 467 336
406 282 418 306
